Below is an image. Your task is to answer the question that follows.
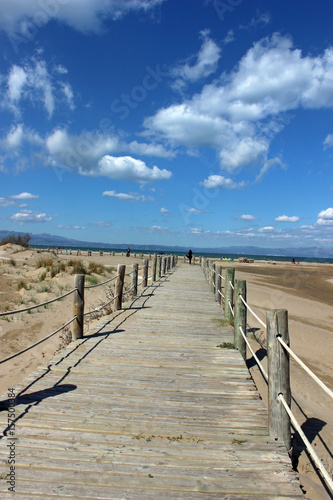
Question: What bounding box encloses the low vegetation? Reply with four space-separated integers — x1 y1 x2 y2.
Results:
0 233 31 248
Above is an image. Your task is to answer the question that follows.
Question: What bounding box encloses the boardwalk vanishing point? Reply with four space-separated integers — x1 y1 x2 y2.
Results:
0 263 304 499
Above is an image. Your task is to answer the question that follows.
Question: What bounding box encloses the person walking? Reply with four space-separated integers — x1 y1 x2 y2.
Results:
186 249 193 264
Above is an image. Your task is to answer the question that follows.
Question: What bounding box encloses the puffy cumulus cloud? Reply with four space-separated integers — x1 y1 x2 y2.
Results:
1 59 74 117
96 156 172 183
318 208 333 219
0 0 164 34
44 128 173 173
201 175 246 189
258 226 275 232
144 104 234 148
45 128 120 170
275 215 300 223
317 208 333 225
102 190 153 202
10 192 38 200
0 197 26 207
171 30 221 90
145 33 333 175
10 209 52 224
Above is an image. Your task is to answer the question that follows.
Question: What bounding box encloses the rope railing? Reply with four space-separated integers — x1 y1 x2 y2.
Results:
0 316 76 365
239 326 268 381
0 288 76 317
279 394 333 493
84 295 119 316
200 257 333 493
239 294 267 329
277 336 333 400
84 274 119 289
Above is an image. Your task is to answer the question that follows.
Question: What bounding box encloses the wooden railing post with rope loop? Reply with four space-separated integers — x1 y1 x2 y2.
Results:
267 309 291 452
142 259 148 288
73 274 85 340
132 263 138 296
234 279 247 361
224 268 235 321
115 264 125 311
152 254 157 281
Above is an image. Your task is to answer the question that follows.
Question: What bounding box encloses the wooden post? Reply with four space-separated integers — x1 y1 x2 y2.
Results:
216 265 222 303
73 274 85 340
183 255 186 263
114 264 125 310
162 256 167 275
132 263 138 296
224 268 235 321
152 254 157 281
142 259 148 288
210 263 215 294
267 309 291 451
234 280 247 361
157 256 161 278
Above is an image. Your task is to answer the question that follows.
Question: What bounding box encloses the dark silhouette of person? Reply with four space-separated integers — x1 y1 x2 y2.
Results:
187 249 193 264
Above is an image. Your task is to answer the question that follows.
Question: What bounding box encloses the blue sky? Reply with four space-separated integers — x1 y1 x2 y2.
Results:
1 0 333 249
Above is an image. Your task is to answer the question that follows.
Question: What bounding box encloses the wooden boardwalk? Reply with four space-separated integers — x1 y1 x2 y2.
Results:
0 263 304 499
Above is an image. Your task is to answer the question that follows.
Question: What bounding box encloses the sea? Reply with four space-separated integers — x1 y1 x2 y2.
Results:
32 245 333 265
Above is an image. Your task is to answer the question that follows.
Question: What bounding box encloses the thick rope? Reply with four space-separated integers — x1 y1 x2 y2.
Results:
278 394 333 493
0 288 76 317
277 337 333 400
0 316 76 364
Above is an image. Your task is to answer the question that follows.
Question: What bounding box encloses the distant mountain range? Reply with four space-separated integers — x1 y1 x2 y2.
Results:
1 229 332 258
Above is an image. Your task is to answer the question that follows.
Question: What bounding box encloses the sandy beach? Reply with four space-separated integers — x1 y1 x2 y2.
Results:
0 245 332 499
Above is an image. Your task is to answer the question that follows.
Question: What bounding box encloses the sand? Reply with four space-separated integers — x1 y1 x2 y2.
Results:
0 245 332 499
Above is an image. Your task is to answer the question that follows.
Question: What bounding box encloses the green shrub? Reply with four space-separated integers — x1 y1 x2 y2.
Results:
88 261 106 275
36 257 54 268
9 258 16 267
17 279 28 290
68 259 87 275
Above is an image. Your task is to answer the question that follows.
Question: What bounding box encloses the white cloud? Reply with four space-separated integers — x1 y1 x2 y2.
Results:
10 192 39 200
0 0 164 34
275 215 300 223
145 33 333 175
318 208 333 219
96 156 172 183
57 224 85 230
102 190 153 202
259 226 275 232
10 209 52 224
5 123 24 148
171 30 221 88
323 134 333 149
160 207 172 216
237 214 257 221
201 175 245 189
184 208 210 214
1 59 74 118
